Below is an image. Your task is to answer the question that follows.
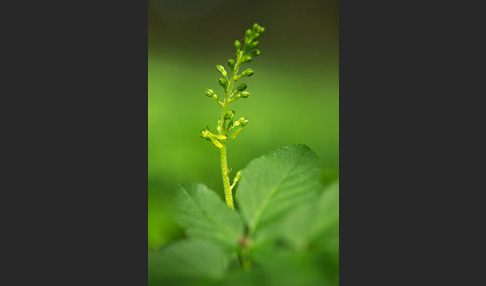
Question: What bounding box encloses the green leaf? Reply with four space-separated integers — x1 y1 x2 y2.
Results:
253 246 332 286
173 182 244 249
314 222 339 266
207 267 266 286
313 181 339 235
148 239 229 283
283 181 339 249
236 144 322 234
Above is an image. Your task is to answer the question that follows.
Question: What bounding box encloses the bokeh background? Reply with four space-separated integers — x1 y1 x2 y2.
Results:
148 0 339 250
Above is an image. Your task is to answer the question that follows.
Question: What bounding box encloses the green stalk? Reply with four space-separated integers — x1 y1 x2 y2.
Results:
218 52 243 209
237 249 251 270
201 23 265 270
219 145 233 209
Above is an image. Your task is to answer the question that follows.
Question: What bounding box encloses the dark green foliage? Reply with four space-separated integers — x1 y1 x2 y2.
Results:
237 145 322 234
149 145 339 286
173 182 245 249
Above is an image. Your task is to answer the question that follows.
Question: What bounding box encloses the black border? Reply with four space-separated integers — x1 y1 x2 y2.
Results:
4 0 480 284
3 1 149 284
340 0 481 284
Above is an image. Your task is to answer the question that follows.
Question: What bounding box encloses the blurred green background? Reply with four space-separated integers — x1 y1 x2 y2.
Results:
148 0 339 250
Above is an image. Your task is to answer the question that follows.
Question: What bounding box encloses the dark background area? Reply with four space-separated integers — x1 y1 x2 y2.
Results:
3 0 479 285
148 0 339 250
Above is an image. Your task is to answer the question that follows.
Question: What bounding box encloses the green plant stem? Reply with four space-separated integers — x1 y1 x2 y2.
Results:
219 145 233 209
237 249 251 270
219 52 243 209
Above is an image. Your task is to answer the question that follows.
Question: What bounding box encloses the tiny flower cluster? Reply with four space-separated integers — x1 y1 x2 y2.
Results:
199 23 265 209
201 23 265 150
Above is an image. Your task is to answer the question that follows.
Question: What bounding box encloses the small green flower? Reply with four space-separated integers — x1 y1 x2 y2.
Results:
216 65 227 78
227 59 235 70
240 91 250 98
224 110 235 121
236 83 247 92
245 29 251 39
241 68 254 77
200 128 226 149
234 40 241 52
231 91 250 102
204 89 218 101
250 49 261 56
238 117 249 127
232 117 249 129
219 77 228 89
205 89 215 97
243 55 252 63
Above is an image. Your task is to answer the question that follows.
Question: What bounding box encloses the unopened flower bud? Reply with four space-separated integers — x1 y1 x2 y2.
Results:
250 49 261 56
245 29 252 39
219 78 227 88
241 68 254 77
236 83 247 91
216 65 227 77
240 91 250 98
227 59 235 70
243 55 252 63
234 40 241 52
251 41 259 49
204 89 215 97
252 23 260 32
235 170 242 181
239 117 249 127
233 117 249 128
243 40 251 51
204 89 218 101
224 110 235 121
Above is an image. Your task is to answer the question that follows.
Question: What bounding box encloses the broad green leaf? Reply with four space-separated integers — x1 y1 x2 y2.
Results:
313 181 339 236
314 222 339 265
283 181 339 249
148 239 229 283
236 144 322 233
173 182 244 249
